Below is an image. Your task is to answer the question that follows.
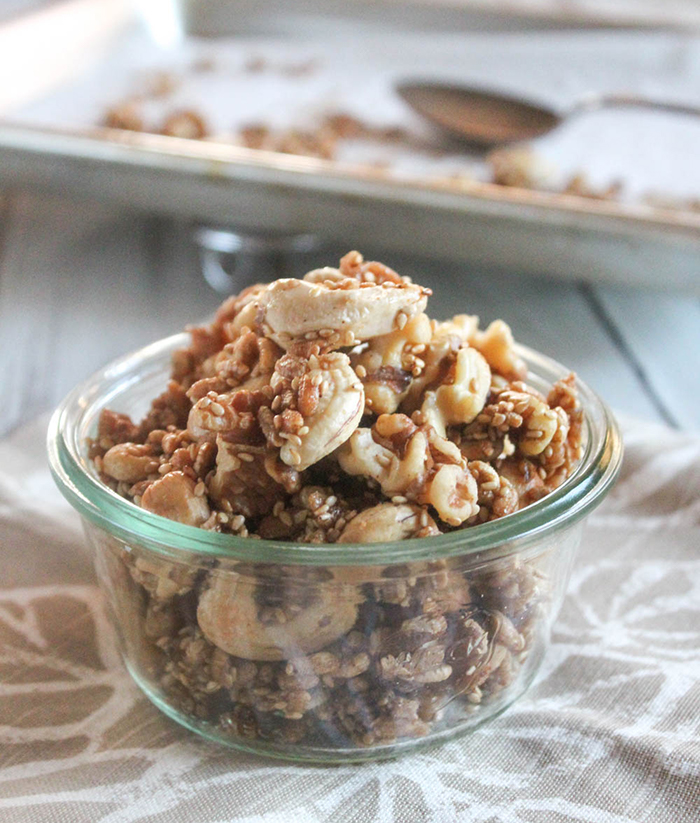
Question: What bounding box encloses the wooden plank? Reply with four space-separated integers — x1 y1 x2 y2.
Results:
0 189 66 436
591 285 700 431
0 191 222 436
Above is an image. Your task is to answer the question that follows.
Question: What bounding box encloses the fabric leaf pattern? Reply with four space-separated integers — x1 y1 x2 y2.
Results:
1 418 699 822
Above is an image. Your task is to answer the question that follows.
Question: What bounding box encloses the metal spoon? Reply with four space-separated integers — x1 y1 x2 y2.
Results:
396 81 700 147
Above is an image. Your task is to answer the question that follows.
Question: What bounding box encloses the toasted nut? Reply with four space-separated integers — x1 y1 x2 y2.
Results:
102 443 158 482
420 346 491 437
258 277 429 350
338 503 439 543
351 312 432 414
197 572 362 661
470 319 527 381
141 471 210 526
272 352 364 471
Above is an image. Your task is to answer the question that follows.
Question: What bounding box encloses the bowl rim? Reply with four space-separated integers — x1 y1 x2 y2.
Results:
48 331 623 566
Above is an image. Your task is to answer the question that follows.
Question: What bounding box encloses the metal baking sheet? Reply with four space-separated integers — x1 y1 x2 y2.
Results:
1 0 700 292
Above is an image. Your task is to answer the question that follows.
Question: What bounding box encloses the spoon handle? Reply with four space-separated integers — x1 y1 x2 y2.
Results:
572 92 700 120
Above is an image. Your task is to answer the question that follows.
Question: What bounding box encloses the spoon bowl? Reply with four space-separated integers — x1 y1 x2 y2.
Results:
397 82 561 146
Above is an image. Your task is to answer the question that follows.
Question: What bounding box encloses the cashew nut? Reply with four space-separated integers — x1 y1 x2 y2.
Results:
420 346 491 437
469 319 527 381
257 277 429 349
351 312 432 415
197 571 361 661
401 320 463 412
271 352 365 471
102 443 159 483
338 503 440 543
498 389 559 456
140 471 211 526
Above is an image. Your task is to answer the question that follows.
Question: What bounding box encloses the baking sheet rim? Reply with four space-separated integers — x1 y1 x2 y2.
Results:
2 120 699 242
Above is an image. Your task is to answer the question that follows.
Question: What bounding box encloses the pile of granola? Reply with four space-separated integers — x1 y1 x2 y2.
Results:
90 252 583 751
92 251 582 538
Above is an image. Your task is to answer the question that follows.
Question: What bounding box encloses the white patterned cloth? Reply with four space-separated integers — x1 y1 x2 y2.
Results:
0 415 699 823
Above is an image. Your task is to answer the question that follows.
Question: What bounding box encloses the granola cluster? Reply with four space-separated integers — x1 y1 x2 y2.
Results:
90 252 583 752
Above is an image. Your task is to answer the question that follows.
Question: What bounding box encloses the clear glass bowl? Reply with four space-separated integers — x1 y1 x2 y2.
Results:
48 332 622 763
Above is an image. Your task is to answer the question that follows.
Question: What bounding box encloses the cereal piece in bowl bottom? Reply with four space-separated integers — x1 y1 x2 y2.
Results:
48 252 622 761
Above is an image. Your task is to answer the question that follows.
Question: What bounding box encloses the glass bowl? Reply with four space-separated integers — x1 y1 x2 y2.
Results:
48 332 622 763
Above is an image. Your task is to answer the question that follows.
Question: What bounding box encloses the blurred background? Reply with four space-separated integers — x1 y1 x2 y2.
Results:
1 0 699 436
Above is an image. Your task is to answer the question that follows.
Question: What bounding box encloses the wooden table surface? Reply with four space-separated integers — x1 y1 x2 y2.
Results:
1 187 699 438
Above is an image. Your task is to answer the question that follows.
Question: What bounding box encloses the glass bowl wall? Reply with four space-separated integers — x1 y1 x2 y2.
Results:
48 333 622 762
